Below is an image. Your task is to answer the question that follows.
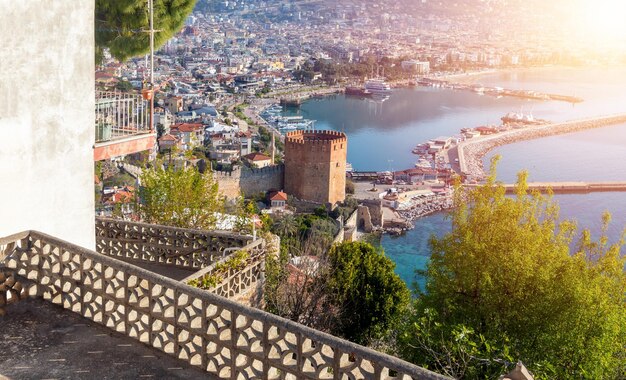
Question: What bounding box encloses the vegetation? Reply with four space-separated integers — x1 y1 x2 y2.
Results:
270 212 338 255
189 250 250 290
328 242 411 345
398 161 626 379
264 241 410 346
345 179 355 194
139 164 222 229
330 197 359 221
292 56 420 85
95 0 196 62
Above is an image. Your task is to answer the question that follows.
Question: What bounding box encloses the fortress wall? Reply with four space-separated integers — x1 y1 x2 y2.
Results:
214 165 284 199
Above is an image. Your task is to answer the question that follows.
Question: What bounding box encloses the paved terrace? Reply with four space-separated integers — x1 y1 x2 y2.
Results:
1 299 211 380
1 220 449 380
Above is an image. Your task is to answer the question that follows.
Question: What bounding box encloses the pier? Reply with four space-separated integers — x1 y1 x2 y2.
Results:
417 78 583 103
464 181 626 194
457 113 626 180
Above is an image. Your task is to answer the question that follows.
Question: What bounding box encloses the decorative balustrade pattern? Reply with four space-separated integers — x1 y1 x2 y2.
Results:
183 239 267 299
96 218 253 269
0 230 448 380
0 232 34 315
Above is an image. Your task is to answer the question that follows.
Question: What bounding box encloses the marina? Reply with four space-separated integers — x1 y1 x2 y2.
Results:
259 104 316 133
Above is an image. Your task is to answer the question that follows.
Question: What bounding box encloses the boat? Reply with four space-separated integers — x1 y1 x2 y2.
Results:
501 111 537 124
415 158 433 169
364 78 392 95
412 143 429 154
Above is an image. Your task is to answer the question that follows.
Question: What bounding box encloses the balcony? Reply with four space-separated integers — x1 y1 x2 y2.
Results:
0 219 448 380
94 91 157 161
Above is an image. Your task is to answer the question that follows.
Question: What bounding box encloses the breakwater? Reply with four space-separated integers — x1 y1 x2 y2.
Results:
458 113 626 180
397 194 454 223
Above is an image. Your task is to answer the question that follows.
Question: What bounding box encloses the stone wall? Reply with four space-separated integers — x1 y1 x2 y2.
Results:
214 165 284 199
0 1 95 249
284 130 347 205
357 206 374 232
358 198 384 228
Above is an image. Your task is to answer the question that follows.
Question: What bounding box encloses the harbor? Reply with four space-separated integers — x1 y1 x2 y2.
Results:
243 67 626 241
259 104 316 133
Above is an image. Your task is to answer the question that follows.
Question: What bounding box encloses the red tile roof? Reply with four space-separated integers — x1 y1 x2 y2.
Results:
269 191 288 201
158 134 178 142
244 152 271 162
171 123 203 133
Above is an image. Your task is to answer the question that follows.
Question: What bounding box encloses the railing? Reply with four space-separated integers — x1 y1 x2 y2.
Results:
95 91 150 143
183 238 267 299
1 230 448 380
96 218 254 269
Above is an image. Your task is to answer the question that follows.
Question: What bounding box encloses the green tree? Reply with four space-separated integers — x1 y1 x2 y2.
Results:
233 197 258 234
95 0 196 62
139 165 222 229
116 79 134 92
273 214 298 239
156 123 165 139
400 161 626 379
328 242 411 346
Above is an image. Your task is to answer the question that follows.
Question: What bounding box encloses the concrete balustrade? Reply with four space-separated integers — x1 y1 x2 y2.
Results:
1 226 448 380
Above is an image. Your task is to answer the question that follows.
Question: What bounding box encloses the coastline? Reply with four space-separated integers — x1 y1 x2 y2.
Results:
458 113 626 181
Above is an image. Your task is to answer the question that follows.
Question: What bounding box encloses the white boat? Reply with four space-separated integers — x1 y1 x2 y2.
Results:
365 78 392 95
415 158 433 169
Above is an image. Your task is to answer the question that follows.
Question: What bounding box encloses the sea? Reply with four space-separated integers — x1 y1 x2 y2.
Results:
281 66 626 289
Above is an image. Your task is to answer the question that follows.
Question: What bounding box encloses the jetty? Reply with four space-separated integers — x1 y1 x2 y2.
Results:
457 113 626 180
464 181 626 194
417 78 583 103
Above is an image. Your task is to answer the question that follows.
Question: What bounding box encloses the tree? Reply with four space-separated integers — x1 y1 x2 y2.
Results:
95 0 196 62
328 242 411 346
399 161 626 379
273 214 298 239
156 123 165 139
264 240 409 344
264 240 339 332
139 165 222 229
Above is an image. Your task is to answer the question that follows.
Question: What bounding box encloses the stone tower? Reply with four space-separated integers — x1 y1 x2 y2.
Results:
284 130 347 205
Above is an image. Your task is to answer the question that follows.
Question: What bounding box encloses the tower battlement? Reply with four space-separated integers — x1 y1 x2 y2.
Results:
285 130 347 145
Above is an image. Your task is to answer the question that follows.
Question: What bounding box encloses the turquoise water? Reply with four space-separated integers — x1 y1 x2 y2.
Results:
383 193 626 290
282 66 626 286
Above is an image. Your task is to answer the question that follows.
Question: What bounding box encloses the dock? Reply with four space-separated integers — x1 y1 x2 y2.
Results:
464 181 626 194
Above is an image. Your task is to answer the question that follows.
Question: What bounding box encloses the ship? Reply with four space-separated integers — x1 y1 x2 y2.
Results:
345 86 372 97
501 111 538 125
364 78 392 95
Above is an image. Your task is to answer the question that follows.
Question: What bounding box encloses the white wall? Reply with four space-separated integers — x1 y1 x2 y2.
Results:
0 1 95 249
